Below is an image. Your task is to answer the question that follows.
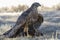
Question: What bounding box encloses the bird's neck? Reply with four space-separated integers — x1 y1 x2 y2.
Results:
31 7 37 12
26 7 38 13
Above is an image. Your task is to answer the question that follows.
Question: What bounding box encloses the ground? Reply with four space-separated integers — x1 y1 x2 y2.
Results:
0 10 60 39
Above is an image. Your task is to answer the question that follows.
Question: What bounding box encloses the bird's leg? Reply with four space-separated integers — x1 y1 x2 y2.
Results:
33 26 40 36
33 27 43 36
24 26 27 36
26 26 29 37
24 24 31 37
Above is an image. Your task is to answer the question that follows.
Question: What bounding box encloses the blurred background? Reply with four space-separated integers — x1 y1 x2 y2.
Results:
0 0 60 39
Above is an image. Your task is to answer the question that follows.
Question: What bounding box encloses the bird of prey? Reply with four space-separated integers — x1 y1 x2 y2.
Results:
3 2 44 38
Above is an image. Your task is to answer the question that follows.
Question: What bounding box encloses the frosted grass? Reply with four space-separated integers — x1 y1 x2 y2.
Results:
0 11 60 39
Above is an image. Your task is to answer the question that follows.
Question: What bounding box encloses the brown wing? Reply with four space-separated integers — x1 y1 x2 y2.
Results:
3 12 29 37
23 11 44 36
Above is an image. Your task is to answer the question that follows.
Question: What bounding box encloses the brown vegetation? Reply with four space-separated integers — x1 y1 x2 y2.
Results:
0 5 28 13
0 3 60 12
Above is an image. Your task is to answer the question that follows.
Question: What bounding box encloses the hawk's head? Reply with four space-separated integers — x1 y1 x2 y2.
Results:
31 2 41 8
